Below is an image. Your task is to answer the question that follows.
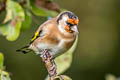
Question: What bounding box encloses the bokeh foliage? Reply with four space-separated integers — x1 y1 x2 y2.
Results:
0 0 25 41
0 53 11 80
0 0 59 41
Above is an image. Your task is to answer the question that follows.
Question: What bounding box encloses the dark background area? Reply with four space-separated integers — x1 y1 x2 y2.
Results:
0 0 120 80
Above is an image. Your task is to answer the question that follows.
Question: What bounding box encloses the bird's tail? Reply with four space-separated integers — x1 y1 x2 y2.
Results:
16 45 32 54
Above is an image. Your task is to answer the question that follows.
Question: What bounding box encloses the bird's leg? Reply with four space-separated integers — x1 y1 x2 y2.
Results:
40 49 57 80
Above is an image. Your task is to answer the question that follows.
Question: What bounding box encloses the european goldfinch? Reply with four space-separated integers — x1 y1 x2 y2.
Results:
17 11 79 57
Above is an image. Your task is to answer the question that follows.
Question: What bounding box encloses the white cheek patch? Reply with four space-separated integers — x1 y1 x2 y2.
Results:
58 16 70 34
63 16 68 22
58 25 68 35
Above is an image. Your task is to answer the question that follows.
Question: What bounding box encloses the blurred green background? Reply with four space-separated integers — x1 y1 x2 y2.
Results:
0 0 120 80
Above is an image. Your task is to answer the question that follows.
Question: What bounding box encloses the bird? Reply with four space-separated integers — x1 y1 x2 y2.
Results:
16 11 79 57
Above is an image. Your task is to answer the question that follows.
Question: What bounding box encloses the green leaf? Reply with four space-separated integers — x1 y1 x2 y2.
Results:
60 75 72 80
0 70 11 80
105 74 116 80
46 10 58 17
55 36 78 75
0 53 11 80
30 3 48 16
45 75 72 80
21 11 32 31
3 0 12 23
0 53 4 69
4 0 24 23
55 75 72 80
0 0 25 41
30 1 58 17
0 19 22 41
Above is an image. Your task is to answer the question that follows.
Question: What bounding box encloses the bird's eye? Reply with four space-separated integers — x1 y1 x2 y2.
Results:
66 22 73 26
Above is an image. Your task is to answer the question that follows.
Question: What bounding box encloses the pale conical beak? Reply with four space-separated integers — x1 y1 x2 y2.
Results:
71 26 79 34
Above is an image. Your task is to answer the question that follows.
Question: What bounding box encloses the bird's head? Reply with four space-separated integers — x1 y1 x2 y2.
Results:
57 11 79 35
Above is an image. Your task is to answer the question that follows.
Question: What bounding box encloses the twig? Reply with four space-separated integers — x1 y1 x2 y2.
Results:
40 49 57 80
34 0 61 13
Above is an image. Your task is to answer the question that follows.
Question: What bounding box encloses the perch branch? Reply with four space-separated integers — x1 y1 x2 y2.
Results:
40 49 57 80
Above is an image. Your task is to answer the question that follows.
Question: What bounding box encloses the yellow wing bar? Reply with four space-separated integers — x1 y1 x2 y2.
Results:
31 31 40 41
